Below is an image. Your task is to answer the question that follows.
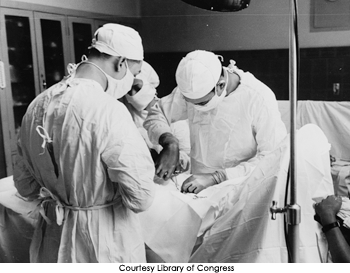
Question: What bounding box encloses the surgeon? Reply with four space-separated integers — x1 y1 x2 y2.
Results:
144 50 287 193
13 23 155 263
122 61 165 154
120 61 191 173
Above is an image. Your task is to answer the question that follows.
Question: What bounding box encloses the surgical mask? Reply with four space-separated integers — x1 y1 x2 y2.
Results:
193 70 228 112
125 82 157 111
76 57 134 99
105 61 134 99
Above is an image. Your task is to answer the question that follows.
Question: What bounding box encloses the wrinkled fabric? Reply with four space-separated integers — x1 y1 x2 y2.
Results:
1 124 336 263
139 174 248 262
139 124 334 262
278 100 350 196
122 95 191 159
0 204 33 262
144 67 287 179
190 124 334 263
331 160 350 197
0 176 37 263
13 73 155 262
118 59 190 157
278 100 350 161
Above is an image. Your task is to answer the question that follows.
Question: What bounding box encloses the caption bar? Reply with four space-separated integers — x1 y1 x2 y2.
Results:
119 264 235 273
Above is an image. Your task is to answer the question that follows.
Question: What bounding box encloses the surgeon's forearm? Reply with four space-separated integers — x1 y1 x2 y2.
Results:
224 151 270 180
143 111 172 145
13 153 40 199
225 159 258 180
14 167 40 199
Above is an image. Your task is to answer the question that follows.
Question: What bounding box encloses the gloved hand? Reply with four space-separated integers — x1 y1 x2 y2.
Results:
176 151 190 174
155 132 180 180
181 173 216 194
314 195 342 226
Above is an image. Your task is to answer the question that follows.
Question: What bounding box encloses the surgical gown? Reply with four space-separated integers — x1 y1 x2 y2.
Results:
144 66 287 178
13 75 155 262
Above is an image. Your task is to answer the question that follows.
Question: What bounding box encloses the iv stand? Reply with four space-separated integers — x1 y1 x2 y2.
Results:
270 0 301 263
180 0 301 263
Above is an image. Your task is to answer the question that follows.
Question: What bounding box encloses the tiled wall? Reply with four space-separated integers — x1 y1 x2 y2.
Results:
145 46 350 101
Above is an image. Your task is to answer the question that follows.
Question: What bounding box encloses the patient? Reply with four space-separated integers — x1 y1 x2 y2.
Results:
314 195 350 262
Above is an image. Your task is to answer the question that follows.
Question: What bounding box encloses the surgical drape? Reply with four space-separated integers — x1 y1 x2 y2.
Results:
139 124 334 262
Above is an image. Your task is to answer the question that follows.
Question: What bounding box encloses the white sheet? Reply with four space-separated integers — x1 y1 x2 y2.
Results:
278 100 350 161
139 174 248 262
189 124 334 263
0 124 335 263
139 124 334 263
331 160 350 197
0 176 39 219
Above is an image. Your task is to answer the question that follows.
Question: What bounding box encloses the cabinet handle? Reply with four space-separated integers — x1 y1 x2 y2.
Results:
0 61 6 89
41 74 47 90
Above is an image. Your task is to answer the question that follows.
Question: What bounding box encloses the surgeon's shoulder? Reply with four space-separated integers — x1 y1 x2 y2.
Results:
241 72 276 100
72 79 126 109
102 94 134 122
237 79 279 117
26 81 65 113
156 86 185 109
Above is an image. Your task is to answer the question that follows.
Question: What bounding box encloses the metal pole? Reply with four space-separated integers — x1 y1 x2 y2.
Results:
288 0 300 263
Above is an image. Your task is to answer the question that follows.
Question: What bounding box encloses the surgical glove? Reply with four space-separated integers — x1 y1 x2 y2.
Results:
156 132 180 181
181 173 217 194
315 195 342 226
177 151 190 173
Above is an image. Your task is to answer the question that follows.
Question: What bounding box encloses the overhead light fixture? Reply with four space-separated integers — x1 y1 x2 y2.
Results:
180 0 251 12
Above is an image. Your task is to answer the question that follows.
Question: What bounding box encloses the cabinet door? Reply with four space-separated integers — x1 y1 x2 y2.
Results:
68 17 94 63
0 10 72 176
34 12 70 91
0 8 40 175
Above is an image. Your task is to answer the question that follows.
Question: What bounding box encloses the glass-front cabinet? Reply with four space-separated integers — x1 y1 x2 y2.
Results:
0 8 95 177
34 12 70 91
0 8 40 176
68 17 94 63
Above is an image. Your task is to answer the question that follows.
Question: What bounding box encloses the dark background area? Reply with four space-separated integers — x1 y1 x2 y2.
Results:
145 46 350 101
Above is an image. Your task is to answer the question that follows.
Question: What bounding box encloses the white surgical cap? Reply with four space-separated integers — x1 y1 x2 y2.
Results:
175 50 222 99
137 61 160 89
126 61 159 111
89 23 143 60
